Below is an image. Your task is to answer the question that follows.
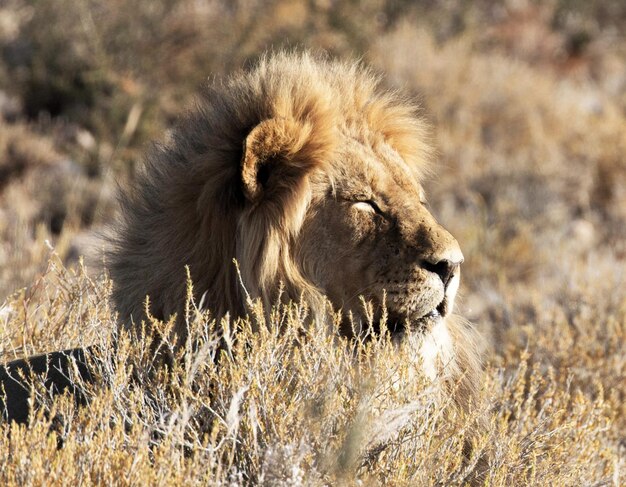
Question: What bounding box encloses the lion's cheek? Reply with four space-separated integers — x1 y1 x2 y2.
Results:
346 211 377 244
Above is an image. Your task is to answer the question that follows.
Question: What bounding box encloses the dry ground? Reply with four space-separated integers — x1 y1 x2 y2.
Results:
0 1 624 485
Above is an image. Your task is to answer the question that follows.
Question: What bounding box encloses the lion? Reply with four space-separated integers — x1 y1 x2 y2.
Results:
1 51 481 427
108 51 482 407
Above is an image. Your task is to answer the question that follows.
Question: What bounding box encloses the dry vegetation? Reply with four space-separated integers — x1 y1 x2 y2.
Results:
0 0 625 485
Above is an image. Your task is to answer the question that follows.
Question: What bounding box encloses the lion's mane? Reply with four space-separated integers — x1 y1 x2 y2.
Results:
110 51 430 336
109 51 481 407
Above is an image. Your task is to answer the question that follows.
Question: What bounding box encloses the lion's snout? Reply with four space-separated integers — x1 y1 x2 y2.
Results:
422 258 461 291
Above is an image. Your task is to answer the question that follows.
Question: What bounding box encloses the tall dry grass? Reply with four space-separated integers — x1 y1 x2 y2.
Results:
0 262 620 485
0 0 625 485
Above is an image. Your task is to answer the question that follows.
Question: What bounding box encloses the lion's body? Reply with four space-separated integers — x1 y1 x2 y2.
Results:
109 51 481 408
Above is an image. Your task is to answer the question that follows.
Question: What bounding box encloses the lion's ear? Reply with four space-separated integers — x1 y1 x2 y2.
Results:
240 117 323 202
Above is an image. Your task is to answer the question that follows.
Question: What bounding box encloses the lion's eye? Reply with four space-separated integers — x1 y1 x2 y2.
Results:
353 200 384 216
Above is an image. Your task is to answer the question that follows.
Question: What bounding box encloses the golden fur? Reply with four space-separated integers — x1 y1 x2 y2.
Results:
109 51 481 406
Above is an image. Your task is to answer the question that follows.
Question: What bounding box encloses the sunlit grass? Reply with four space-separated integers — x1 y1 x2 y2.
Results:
0 262 621 485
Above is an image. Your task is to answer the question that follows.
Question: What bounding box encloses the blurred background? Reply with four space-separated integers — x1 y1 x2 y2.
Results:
0 0 624 392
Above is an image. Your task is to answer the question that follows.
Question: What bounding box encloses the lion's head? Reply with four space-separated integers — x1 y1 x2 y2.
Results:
293 134 464 339
110 52 479 395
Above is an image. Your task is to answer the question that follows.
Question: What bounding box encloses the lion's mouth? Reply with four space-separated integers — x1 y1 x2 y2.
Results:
435 296 448 317
388 296 448 336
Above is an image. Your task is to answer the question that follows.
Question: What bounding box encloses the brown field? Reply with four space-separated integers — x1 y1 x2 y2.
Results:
0 1 624 485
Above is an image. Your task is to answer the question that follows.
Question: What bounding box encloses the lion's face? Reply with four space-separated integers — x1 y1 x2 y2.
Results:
297 136 463 337
112 52 468 347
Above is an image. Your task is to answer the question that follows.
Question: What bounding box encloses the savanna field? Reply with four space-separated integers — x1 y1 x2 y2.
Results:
0 1 625 485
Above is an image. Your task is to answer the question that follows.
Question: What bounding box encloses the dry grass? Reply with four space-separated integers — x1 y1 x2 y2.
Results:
0 263 620 485
0 0 625 485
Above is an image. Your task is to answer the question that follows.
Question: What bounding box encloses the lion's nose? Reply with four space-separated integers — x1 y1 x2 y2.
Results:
423 258 461 289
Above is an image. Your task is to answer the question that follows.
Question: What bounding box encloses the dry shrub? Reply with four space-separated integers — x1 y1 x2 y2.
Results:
0 120 113 297
0 262 621 486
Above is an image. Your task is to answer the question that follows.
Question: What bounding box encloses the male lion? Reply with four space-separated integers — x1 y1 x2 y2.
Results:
1 51 481 423
110 51 481 406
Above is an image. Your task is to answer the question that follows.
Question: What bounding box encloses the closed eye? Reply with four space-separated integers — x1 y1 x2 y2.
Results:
352 199 385 216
